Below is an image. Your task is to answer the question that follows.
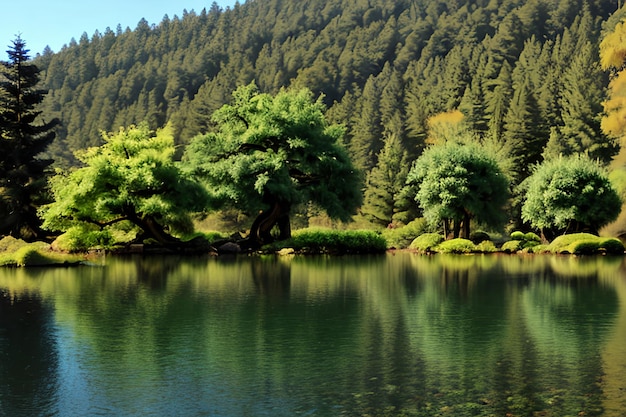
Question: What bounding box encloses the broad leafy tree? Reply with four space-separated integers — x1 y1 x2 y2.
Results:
520 154 621 238
0 37 59 240
405 140 509 239
183 83 362 248
39 124 210 246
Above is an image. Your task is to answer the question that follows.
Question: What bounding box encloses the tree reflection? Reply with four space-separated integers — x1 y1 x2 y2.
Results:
0 288 58 417
0 253 623 416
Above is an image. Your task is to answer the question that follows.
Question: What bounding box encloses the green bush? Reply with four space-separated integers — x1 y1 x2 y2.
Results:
567 239 600 255
381 218 428 249
53 226 114 252
435 238 476 254
409 233 444 252
600 238 625 254
501 240 523 253
547 233 624 255
547 233 599 253
510 231 525 241
265 229 387 254
524 232 541 243
469 231 491 244
14 245 51 267
475 240 498 253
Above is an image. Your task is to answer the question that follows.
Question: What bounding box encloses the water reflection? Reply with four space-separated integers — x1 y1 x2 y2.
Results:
0 253 624 416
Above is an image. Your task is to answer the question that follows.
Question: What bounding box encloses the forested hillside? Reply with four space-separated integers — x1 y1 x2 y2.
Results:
32 0 625 228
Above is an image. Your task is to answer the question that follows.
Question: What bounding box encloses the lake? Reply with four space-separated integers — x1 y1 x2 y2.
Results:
1 252 626 416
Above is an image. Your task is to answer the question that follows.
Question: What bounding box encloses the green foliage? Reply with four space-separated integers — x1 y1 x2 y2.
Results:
524 232 541 242
39 123 210 245
264 228 387 254
405 141 509 239
469 231 491 244
475 240 498 253
361 134 412 227
409 233 444 252
52 226 115 252
183 83 362 221
546 233 625 255
381 218 428 249
501 240 524 253
0 37 59 240
521 155 621 234
0 237 82 266
435 238 477 254
510 231 525 240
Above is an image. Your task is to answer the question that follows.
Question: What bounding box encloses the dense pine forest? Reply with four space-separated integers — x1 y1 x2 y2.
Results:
23 0 626 238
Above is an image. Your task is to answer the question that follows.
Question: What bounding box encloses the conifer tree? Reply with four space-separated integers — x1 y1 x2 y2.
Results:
361 134 411 227
559 40 616 164
0 37 58 240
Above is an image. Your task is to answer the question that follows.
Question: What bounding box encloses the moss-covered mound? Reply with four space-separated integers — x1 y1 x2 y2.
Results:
0 236 87 267
546 233 624 255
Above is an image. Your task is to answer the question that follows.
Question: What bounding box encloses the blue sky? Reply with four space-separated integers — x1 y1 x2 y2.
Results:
1 0 239 57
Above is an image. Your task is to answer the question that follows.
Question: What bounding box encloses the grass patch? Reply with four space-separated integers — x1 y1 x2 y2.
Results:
0 237 85 267
264 228 387 254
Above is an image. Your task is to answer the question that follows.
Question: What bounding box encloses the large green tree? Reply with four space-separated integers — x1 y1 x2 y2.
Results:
39 124 210 247
361 133 412 227
520 154 621 238
405 140 509 239
183 83 362 248
0 37 59 240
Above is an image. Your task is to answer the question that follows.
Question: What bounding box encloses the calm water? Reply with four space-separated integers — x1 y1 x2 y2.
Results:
1 253 626 417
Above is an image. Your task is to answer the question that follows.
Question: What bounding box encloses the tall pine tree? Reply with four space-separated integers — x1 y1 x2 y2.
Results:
0 37 58 240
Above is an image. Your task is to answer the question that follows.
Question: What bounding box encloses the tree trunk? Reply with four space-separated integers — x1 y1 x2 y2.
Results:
462 210 471 240
247 199 291 248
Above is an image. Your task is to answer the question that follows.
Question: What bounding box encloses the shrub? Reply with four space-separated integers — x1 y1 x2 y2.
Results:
547 233 624 255
53 226 114 252
568 239 600 255
265 229 387 254
470 231 491 244
409 233 444 252
600 238 625 254
501 240 523 253
382 218 428 249
510 231 525 241
524 232 541 243
435 238 476 254
475 240 498 253
547 233 599 253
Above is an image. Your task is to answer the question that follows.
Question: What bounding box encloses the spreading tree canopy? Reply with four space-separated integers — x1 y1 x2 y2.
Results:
183 83 362 248
0 37 59 240
39 124 210 248
405 141 509 239
520 154 621 238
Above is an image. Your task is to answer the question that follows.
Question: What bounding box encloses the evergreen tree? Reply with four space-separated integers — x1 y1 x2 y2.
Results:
559 40 616 164
361 134 411 227
0 37 59 240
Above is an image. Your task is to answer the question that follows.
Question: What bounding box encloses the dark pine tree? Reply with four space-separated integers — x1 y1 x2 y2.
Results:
0 37 59 240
